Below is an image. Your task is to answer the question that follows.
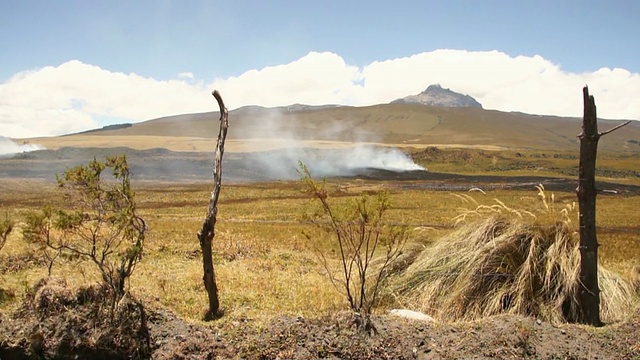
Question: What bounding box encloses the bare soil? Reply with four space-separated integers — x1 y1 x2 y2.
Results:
1 278 638 360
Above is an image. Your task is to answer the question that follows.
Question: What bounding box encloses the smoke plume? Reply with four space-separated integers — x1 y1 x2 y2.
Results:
240 107 425 180
0 136 45 156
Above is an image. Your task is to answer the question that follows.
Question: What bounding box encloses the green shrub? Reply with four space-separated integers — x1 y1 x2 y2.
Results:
23 155 146 309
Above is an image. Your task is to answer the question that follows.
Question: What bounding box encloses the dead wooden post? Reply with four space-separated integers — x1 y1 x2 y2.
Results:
576 86 630 326
197 90 229 320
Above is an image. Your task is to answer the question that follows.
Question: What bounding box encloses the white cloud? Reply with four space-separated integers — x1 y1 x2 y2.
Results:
210 51 364 107
177 72 195 80
0 61 213 138
1 50 639 138
359 50 640 120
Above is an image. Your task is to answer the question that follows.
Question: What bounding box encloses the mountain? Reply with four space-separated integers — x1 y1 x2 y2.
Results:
27 103 640 154
392 84 483 108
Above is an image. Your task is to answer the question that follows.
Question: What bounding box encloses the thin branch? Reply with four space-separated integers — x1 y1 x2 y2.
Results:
600 120 631 136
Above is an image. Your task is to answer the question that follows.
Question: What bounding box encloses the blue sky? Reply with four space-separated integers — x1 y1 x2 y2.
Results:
1 0 639 138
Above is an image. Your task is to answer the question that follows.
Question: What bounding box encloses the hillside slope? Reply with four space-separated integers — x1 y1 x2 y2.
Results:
28 104 640 153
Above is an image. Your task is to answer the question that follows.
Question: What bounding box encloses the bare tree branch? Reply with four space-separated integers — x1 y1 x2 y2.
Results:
600 120 631 137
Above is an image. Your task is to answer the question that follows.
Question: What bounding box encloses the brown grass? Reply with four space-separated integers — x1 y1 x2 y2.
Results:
26 134 508 153
390 216 637 324
1 178 638 325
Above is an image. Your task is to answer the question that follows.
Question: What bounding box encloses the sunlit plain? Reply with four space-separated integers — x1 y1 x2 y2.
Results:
1 172 638 324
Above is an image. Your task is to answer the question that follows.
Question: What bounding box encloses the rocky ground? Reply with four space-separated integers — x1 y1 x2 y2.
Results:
1 278 638 360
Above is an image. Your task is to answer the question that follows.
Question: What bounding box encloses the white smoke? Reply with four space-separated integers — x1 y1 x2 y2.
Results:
240 108 425 179
344 145 425 172
297 145 425 178
0 136 45 156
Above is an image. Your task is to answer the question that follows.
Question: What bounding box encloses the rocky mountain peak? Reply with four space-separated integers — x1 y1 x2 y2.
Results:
392 84 483 108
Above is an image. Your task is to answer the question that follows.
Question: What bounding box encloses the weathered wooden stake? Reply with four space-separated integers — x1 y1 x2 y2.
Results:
197 90 229 320
576 86 630 326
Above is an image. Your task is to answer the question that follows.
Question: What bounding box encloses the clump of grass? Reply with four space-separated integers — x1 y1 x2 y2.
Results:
389 186 637 324
451 184 576 227
598 267 637 321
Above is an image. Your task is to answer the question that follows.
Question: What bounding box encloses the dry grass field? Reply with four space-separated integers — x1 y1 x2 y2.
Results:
28 135 509 153
2 176 638 324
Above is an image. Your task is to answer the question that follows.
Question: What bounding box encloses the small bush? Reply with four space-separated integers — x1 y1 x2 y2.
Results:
300 164 407 332
23 155 146 309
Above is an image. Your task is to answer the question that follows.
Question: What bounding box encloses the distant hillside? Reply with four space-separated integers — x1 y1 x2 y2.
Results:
79 103 640 153
392 84 483 108
69 123 133 135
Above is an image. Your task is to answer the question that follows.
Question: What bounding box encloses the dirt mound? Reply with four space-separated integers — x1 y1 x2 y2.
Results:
0 277 151 359
1 277 639 359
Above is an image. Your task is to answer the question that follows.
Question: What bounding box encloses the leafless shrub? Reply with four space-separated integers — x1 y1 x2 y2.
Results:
299 163 407 333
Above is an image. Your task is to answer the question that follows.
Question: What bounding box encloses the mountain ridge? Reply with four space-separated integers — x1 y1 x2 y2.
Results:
37 102 640 154
391 84 483 108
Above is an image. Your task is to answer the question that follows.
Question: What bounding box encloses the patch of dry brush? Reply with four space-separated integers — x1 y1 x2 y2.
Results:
389 215 637 324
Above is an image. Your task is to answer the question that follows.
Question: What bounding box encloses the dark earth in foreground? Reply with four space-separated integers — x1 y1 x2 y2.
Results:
1 278 639 359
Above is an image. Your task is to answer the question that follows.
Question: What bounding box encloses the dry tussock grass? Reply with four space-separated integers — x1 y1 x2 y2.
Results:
389 186 638 324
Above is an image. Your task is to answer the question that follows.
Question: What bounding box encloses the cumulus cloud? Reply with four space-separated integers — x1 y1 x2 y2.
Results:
0 61 213 138
1 50 639 138
211 51 364 107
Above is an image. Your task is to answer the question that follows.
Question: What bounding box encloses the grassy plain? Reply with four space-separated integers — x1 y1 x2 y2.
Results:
1 169 639 324
27 135 508 153
4 103 640 323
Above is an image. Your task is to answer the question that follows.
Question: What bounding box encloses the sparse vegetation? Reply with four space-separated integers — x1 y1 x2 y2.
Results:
0 212 13 252
0 173 639 358
300 164 408 332
21 155 146 309
2 176 638 320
